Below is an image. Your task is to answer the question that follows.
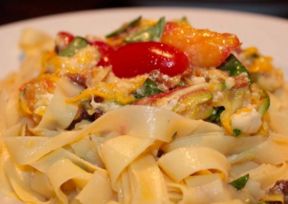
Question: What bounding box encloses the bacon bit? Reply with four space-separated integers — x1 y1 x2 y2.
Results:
93 96 104 103
234 74 250 88
66 73 87 88
269 180 288 204
157 149 165 157
67 107 103 130
270 180 288 194
149 70 181 91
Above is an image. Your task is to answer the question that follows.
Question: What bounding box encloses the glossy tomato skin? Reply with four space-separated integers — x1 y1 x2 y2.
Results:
56 31 75 51
91 41 115 66
57 31 74 45
161 21 240 68
110 42 189 78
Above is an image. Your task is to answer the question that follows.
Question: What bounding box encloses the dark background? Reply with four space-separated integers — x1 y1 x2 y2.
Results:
0 0 288 25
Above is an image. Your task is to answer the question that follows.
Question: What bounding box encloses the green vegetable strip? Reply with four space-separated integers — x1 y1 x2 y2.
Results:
106 16 142 38
207 106 225 124
58 37 88 57
134 78 162 99
219 54 250 78
230 174 249 190
125 17 166 43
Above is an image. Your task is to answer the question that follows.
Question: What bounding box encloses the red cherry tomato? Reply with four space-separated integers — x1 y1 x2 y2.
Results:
57 31 74 45
109 42 189 78
91 41 115 66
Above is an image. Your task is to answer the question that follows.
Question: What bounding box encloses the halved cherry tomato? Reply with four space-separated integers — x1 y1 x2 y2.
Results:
91 41 115 66
110 42 189 78
161 21 240 68
57 31 74 46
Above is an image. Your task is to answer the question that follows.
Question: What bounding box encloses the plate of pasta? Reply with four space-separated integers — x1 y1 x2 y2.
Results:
0 7 288 204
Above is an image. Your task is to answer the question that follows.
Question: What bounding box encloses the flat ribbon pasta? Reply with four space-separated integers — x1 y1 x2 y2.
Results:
81 105 221 142
4 159 56 204
117 154 170 204
99 135 153 188
76 171 114 204
158 146 230 182
4 131 81 164
245 163 288 189
163 132 264 156
229 133 288 165
1 105 288 204
269 86 288 135
181 175 232 204
30 148 100 173
35 77 83 133
46 159 92 204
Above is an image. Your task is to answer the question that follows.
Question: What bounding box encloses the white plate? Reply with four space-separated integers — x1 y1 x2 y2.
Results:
0 7 287 203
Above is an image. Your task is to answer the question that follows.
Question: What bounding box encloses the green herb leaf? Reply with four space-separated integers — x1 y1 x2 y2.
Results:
133 78 162 99
233 128 241 137
207 106 225 124
106 16 142 38
219 54 250 79
230 174 249 190
125 17 166 43
58 37 88 57
173 90 213 120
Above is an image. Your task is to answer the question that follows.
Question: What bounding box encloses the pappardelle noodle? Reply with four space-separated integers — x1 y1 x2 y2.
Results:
0 16 288 204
